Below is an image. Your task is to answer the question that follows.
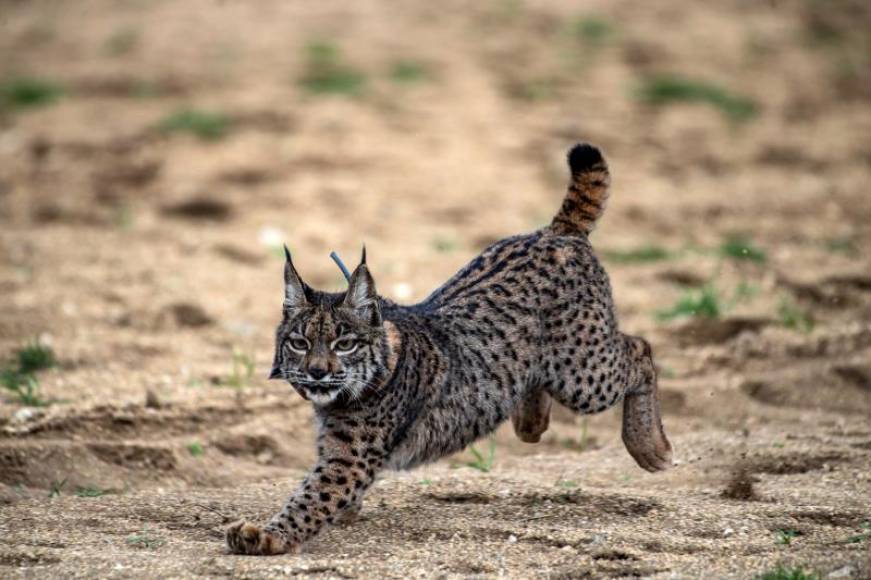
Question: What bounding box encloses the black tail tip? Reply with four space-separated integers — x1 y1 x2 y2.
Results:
567 143 605 174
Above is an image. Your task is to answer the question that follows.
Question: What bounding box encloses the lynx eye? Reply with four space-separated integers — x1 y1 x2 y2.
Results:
332 337 358 354
288 336 309 353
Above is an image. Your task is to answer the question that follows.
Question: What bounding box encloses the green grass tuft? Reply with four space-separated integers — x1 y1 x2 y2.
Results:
222 348 255 388
757 565 818 580
17 340 56 374
602 245 672 264
0 372 47 406
506 77 562 102
0 77 64 110
778 297 814 333
846 522 870 543
656 285 722 321
187 441 204 457
104 28 140 57
300 40 367 96
1 340 55 406
75 485 108 498
127 528 164 549
464 439 496 473
431 237 458 253
48 478 68 498
158 108 231 141
636 74 757 122
389 60 430 84
823 236 858 256
775 528 801 545
572 15 613 46
719 235 767 263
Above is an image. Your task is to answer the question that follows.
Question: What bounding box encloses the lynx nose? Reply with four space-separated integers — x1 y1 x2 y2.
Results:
308 367 328 381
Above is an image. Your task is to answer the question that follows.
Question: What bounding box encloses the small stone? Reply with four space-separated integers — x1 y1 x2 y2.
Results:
723 527 734 537
508 535 517 543
145 390 162 409
827 565 855 578
13 408 41 423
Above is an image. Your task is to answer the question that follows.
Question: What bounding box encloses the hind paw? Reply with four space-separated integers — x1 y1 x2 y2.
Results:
622 426 674 473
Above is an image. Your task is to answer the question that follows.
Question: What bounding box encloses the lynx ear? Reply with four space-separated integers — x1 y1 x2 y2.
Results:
342 262 381 326
284 245 308 309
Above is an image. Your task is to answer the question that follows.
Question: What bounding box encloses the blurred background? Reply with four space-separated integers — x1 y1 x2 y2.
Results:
0 0 869 576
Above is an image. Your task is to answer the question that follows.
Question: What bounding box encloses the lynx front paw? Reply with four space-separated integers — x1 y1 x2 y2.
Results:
225 520 296 556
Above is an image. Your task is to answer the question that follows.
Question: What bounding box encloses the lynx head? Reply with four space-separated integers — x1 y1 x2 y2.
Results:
269 247 396 407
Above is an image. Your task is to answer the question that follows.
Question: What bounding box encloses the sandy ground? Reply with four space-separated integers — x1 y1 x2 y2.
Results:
0 0 869 578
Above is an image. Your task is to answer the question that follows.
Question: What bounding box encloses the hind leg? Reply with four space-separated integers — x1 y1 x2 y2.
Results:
544 332 673 472
620 336 673 472
512 387 552 443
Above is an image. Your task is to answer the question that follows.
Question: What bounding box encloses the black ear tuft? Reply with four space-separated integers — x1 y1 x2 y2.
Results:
567 143 605 174
360 244 367 265
283 244 292 262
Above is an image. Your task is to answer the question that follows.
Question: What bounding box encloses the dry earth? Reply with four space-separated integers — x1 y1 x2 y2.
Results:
1 0 870 578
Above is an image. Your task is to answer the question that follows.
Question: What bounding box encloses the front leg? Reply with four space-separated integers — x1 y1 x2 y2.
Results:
226 428 384 556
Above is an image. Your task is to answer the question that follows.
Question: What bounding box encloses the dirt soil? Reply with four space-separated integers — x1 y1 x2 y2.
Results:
1 0 870 578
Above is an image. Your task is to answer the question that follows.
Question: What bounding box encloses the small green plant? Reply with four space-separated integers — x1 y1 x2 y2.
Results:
719 235 767 263
556 479 579 489
158 108 231 141
187 441 204 457
419 478 432 486
127 528 164 549
223 348 255 388
1 371 47 406
602 245 672 264
635 74 757 122
431 237 458 253
48 478 68 498
656 284 722 321
775 529 801 545
0 77 64 110
389 60 430 84
823 236 858 256
1 340 55 406
846 521 870 543
300 40 367 96
17 340 56 374
464 439 496 473
113 205 135 230
74 485 107 498
572 15 613 46
734 281 760 302
778 297 814 333
757 565 818 580
506 76 562 102
561 417 591 452
104 28 140 56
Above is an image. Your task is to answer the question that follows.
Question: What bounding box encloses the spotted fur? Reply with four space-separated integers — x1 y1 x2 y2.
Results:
226 143 673 556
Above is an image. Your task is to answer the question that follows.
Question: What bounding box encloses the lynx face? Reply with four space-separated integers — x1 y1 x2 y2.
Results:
270 250 392 407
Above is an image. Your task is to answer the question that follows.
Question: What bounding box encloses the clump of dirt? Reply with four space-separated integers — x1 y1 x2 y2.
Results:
88 443 177 471
167 302 214 328
721 465 760 501
161 198 233 221
745 452 844 475
213 433 284 465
